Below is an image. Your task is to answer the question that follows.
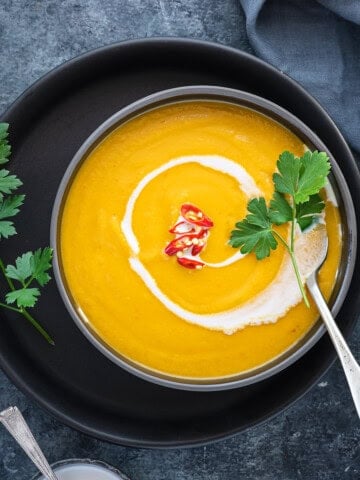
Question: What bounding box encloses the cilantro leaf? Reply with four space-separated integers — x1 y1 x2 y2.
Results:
0 123 10 165
229 198 278 259
5 288 40 308
269 192 292 225
30 247 53 286
6 252 33 283
0 169 22 200
273 150 331 205
296 193 325 231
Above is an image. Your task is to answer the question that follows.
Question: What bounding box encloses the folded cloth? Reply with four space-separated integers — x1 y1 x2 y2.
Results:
240 0 360 152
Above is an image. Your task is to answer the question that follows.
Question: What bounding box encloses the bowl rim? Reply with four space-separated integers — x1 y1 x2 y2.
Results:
50 85 357 391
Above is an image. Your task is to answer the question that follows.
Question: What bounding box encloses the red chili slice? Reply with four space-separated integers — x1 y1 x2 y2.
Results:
164 234 194 256
191 243 204 256
190 229 208 255
177 257 205 269
181 203 213 227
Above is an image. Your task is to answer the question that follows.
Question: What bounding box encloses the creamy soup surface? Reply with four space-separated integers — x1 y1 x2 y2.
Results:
60 101 341 379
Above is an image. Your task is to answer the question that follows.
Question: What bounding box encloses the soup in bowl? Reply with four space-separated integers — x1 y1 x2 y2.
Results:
51 87 356 390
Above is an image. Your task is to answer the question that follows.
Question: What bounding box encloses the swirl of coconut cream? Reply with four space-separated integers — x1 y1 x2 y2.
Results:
120 154 328 334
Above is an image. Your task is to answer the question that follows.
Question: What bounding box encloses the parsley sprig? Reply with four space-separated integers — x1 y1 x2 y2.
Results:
0 123 54 344
229 150 331 307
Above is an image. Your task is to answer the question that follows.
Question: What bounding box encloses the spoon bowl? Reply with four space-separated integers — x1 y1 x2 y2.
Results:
298 224 329 277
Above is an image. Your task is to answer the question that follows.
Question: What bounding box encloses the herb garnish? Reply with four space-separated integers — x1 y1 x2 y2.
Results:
0 123 54 344
229 150 331 307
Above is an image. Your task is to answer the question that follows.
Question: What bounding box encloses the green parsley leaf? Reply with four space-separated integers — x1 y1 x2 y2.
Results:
0 169 22 200
0 123 9 142
5 248 53 287
0 123 10 165
296 151 331 203
273 150 331 205
296 193 325 231
0 194 25 220
0 194 25 238
30 247 53 286
272 151 301 198
0 124 54 344
245 197 272 228
269 192 292 225
0 221 16 239
229 198 278 259
230 149 331 308
6 252 33 283
0 143 11 165
5 288 40 308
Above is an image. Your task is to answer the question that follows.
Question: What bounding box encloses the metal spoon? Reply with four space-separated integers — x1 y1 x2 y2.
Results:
0 406 58 480
304 225 360 417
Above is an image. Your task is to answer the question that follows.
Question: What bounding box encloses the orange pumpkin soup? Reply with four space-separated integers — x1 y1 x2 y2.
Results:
60 101 341 379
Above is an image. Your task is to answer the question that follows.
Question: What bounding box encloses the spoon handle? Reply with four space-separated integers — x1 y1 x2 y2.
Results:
307 276 360 418
0 406 58 480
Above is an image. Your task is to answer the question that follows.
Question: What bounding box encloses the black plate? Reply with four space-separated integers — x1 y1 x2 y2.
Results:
0 38 359 448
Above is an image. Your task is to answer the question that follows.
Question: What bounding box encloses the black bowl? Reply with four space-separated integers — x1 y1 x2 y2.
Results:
51 85 357 391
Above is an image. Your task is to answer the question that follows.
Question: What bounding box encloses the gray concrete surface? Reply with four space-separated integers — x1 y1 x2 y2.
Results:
0 1 359 479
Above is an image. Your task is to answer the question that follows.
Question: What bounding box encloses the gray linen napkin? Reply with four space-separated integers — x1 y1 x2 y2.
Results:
240 0 360 152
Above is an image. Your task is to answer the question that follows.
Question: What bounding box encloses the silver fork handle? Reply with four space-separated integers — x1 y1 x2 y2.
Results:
0 406 58 480
307 277 360 418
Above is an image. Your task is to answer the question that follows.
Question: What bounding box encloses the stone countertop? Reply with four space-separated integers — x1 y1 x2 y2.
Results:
0 1 359 479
